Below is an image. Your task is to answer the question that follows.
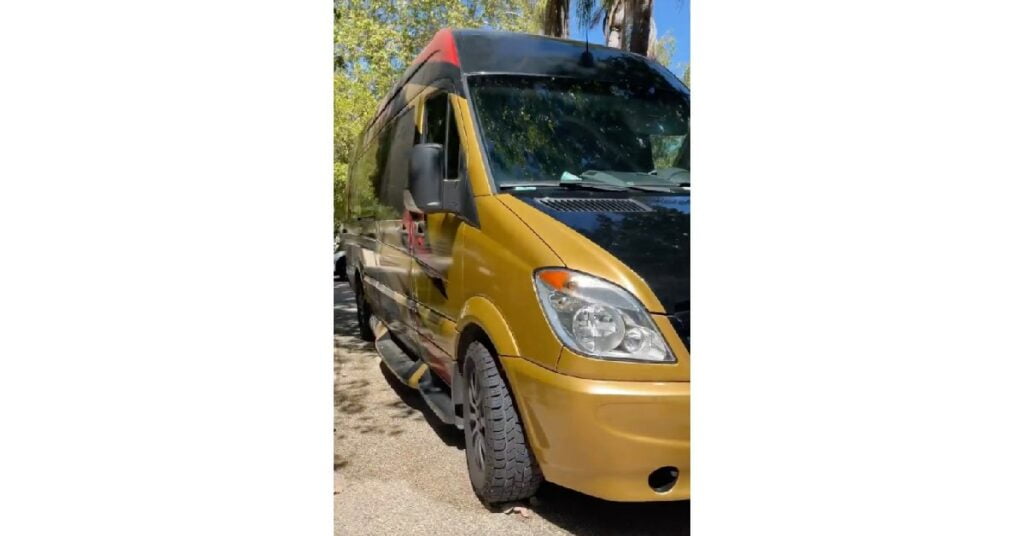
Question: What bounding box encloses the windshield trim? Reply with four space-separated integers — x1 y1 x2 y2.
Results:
460 73 501 195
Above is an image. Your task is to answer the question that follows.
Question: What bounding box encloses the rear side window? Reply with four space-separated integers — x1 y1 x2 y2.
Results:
348 131 385 220
347 108 415 220
380 109 415 212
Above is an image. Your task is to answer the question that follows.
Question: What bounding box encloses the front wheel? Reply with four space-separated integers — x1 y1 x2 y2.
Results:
462 341 542 505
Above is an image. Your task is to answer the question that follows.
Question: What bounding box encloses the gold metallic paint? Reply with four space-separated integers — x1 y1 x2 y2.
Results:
501 355 690 501
456 196 565 369
456 296 520 357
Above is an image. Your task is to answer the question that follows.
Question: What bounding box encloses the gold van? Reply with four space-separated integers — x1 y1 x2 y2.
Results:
341 28 689 505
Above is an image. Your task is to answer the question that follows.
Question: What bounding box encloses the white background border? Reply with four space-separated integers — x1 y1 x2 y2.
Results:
1 1 333 534
2 0 1023 534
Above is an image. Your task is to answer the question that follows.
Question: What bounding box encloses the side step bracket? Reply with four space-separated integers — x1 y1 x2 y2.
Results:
418 370 460 427
370 316 461 428
373 326 426 387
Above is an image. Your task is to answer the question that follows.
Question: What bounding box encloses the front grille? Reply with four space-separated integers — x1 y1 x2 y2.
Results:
537 197 653 213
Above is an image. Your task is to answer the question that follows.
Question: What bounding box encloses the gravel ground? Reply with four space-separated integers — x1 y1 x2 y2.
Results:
334 279 689 535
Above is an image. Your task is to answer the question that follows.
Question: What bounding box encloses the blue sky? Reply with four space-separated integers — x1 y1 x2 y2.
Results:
568 0 690 72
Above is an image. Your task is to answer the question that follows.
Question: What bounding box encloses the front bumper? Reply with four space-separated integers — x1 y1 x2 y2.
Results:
500 356 690 502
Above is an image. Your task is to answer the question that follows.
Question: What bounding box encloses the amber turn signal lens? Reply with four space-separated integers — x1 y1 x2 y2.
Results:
538 269 571 291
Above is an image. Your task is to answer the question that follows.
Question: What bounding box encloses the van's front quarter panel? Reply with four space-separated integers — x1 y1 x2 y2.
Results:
457 196 565 370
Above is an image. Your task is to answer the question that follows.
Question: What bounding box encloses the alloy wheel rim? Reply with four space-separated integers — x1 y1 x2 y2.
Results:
467 370 486 474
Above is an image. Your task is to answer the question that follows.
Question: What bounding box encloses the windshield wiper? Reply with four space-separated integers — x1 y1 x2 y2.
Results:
499 181 627 192
644 168 690 189
627 181 690 192
574 169 689 192
624 184 673 193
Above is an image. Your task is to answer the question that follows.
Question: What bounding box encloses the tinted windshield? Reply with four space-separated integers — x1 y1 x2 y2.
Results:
467 74 689 186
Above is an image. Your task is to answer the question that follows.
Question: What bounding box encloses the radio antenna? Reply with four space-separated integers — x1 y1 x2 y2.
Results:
580 23 595 67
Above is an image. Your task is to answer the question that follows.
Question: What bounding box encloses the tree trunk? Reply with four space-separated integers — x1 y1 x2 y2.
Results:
623 0 654 56
604 0 625 49
542 0 569 38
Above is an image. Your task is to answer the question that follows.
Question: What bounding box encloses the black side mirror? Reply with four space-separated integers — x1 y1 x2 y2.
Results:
409 143 444 213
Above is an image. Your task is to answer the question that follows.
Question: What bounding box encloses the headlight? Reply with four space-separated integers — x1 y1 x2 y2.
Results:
534 268 675 363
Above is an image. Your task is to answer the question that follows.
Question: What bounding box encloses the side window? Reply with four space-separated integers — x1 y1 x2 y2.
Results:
381 109 415 212
349 110 412 221
423 94 447 146
350 130 385 220
371 124 390 207
422 92 463 181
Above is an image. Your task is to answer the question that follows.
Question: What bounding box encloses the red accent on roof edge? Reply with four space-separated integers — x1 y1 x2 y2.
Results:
412 28 460 67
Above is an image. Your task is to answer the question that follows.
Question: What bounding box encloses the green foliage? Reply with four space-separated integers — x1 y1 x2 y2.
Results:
649 31 675 71
651 134 685 169
573 0 610 32
649 31 687 83
334 0 542 231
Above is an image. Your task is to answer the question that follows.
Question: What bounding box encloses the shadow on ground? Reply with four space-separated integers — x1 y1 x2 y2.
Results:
528 484 689 536
377 361 466 449
335 277 689 535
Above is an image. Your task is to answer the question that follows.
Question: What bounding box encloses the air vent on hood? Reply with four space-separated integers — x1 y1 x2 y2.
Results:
536 197 653 213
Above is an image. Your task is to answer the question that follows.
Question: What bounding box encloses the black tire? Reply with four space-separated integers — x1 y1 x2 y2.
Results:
353 274 374 342
334 255 346 280
462 341 542 505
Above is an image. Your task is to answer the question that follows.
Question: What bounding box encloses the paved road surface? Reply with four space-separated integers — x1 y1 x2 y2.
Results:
334 279 689 535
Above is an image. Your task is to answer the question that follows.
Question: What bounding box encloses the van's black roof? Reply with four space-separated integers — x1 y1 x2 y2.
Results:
361 29 686 149
450 29 684 88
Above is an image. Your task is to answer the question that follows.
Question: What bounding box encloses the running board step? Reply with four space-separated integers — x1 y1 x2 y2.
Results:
370 315 388 340
375 330 426 387
418 370 460 427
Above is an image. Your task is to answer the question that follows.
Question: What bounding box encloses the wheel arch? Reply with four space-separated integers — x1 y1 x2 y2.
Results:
455 298 546 496
452 296 520 418
455 295 520 368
